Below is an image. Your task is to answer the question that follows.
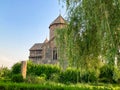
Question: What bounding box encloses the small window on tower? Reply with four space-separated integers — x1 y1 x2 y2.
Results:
53 49 57 60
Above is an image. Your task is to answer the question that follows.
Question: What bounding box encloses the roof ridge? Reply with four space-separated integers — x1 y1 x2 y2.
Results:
49 15 66 28
44 38 48 43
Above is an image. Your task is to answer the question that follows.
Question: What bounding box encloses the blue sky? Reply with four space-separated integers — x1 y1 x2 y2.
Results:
0 0 66 68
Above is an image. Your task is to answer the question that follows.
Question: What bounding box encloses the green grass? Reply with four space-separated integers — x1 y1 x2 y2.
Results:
0 81 120 90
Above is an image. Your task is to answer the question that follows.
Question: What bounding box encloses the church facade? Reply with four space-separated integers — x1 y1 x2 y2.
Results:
29 15 66 64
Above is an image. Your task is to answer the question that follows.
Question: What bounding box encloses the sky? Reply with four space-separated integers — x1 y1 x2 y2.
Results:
0 0 66 68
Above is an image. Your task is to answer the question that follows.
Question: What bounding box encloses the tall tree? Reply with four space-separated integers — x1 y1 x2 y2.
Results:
57 0 120 69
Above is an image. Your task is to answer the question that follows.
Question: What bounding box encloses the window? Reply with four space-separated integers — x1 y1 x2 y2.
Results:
36 50 42 54
53 49 57 60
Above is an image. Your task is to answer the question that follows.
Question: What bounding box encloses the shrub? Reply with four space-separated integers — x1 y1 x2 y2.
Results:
27 61 36 75
59 68 80 83
11 62 21 74
36 64 60 79
81 70 98 83
50 73 60 82
1 81 120 90
59 68 99 84
112 67 120 83
27 63 61 80
99 64 114 83
0 67 11 79
25 75 45 84
40 74 47 80
11 74 23 82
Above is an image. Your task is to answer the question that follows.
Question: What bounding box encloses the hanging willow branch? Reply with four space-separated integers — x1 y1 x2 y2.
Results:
57 0 120 68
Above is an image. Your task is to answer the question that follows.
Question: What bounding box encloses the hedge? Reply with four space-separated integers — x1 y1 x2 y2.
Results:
11 61 120 84
0 82 120 90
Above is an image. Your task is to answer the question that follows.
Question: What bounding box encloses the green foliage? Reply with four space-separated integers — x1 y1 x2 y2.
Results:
56 1 120 86
99 64 120 83
1 81 120 90
59 67 99 83
35 64 60 79
27 61 61 79
81 70 99 83
40 73 47 80
99 65 113 83
25 75 45 84
113 67 120 83
49 73 60 82
58 0 120 71
11 62 21 74
0 67 11 79
59 68 79 83
11 61 61 81
55 28 68 68
9 61 120 84
11 74 23 83
26 61 35 75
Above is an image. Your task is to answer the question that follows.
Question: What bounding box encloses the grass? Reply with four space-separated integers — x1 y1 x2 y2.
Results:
0 81 120 90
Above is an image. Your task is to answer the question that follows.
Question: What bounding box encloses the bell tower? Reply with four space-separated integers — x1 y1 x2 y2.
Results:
49 15 66 40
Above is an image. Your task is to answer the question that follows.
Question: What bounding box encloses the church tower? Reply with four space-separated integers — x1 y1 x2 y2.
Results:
49 15 66 40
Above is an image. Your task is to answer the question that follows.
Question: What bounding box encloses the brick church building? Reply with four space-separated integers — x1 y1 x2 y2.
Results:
29 15 66 64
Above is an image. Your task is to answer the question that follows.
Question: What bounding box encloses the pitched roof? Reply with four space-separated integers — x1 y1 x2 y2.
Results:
44 38 48 43
29 43 43 50
49 15 66 28
40 38 49 48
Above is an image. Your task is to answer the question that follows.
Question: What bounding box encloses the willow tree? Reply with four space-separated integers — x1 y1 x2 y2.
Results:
57 0 120 70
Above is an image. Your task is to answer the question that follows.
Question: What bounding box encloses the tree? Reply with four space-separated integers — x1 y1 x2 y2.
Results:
57 0 120 70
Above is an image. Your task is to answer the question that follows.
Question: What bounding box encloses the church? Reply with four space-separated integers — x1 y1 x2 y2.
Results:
29 15 66 64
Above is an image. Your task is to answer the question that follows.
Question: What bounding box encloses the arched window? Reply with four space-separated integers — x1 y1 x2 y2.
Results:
53 48 57 60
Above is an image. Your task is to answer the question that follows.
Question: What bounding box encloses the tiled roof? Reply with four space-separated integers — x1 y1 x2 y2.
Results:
30 43 43 50
49 15 66 28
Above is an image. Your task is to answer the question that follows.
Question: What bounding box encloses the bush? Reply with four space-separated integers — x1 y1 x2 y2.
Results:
112 67 120 83
59 68 80 83
27 61 35 75
81 70 98 83
27 62 61 80
11 61 61 81
50 73 60 82
99 64 115 83
0 67 11 79
11 74 24 82
35 64 61 79
11 62 21 74
40 74 47 80
1 82 120 90
25 75 46 84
